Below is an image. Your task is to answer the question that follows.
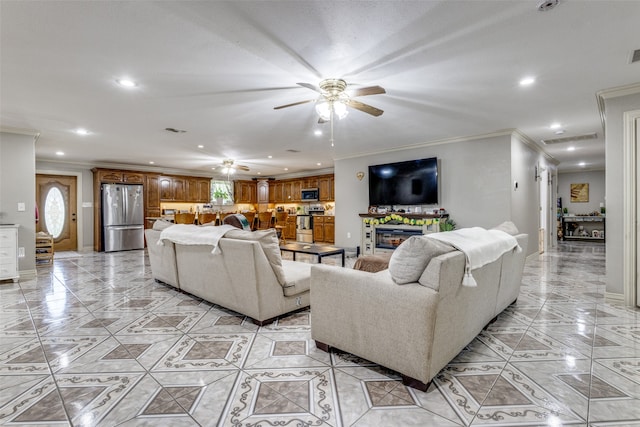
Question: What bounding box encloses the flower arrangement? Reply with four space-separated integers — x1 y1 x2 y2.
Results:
363 214 439 226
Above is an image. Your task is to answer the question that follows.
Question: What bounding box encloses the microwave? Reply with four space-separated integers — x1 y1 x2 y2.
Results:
301 188 319 201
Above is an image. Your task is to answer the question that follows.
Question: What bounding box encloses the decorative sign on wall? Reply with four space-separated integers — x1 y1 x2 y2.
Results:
570 183 589 202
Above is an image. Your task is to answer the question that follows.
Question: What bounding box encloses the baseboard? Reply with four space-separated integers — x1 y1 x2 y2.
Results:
525 252 539 262
604 291 624 302
19 269 37 281
81 246 96 253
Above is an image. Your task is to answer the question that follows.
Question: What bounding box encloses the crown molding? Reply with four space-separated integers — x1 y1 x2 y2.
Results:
0 126 40 141
35 158 215 178
557 167 605 174
596 81 640 132
334 128 559 165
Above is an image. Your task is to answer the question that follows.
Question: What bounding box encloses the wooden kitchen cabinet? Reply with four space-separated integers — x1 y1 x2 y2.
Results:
234 180 257 204
290 180 301 202
145 174 161 229
123 172 144 183
197 178 211 202
270 182 284 203
159 176 173 200
257 180 269 203
284 215 297 241
318 175 334 201
172 177 186 201
313 215 334 243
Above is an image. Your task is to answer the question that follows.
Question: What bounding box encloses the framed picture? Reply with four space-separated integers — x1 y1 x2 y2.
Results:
570 183 589 202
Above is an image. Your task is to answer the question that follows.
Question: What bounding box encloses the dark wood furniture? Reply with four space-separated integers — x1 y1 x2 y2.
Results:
279 243 345 267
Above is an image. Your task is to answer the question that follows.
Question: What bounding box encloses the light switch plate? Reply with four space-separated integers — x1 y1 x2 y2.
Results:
17 202 25 212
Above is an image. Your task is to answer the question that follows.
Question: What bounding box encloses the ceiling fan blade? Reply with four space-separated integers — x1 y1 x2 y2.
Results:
273 99 315 110
346 99 384 117
318 117 328 124
349 85 386 97
297 82 321 93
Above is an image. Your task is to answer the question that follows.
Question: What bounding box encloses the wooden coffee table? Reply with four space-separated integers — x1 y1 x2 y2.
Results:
279 243 345 267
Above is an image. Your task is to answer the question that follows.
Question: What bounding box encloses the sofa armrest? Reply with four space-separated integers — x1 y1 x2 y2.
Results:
310 265 439 383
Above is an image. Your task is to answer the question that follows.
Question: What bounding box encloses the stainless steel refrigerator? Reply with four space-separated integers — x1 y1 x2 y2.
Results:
102 183 145 252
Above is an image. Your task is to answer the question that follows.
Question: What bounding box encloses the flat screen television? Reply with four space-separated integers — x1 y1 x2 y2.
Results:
368 157 438 206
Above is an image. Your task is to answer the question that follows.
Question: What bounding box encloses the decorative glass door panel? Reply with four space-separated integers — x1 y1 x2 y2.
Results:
36 175 77 251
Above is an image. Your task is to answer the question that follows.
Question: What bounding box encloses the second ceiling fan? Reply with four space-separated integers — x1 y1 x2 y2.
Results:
274 78 385 122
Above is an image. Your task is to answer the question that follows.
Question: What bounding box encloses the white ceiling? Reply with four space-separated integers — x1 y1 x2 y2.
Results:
1 1 639 178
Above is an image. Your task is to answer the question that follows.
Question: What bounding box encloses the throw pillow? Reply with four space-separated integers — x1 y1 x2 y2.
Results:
224 228 287 286
152 219 173 231
388 236 454 285
492 221 519 236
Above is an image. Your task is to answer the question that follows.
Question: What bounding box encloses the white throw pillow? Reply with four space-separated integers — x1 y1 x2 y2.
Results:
492 221 519 236
152 219 174 231
224 228 287 286
388 235 454 285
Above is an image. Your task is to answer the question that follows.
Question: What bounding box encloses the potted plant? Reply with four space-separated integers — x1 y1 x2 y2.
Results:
213 189 228 205
563 207 568 216
440 218 457 232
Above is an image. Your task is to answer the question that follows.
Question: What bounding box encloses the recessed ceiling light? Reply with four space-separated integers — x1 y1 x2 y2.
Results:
197 145 204 149
149 161 155 164
550 122 562 130
211 167 216 170
55 151 64 156
537 0 559 12
554 129 565 135
116 78 137 88
567 146 576 151
519 77 535 86
284 168 288 171
257 172 262 175
316 163 321 166
268 155 273 159
578 162 586 167
314 130 323 136
74 128 90 135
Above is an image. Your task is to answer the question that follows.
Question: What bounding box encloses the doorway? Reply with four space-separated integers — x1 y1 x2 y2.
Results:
36 174 78 251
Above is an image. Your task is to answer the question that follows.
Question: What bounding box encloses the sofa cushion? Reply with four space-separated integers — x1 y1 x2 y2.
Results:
224 228 287 286
153 219 174 231
388 235 455 285
281 260 312 296
492 221 519 236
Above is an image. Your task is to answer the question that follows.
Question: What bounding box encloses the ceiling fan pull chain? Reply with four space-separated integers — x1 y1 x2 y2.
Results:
330 108 335 147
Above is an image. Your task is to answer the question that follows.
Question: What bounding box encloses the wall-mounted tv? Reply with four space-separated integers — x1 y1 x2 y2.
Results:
368 157 438 206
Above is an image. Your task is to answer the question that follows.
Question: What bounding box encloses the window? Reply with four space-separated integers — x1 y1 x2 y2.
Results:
44 187 65 238
210 180 234 205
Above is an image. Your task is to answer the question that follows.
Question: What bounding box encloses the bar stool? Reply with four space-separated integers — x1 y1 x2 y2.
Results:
242 211 256 230
256 211 273 230
197 212 217 225
274 211 288 244
174 212 196 224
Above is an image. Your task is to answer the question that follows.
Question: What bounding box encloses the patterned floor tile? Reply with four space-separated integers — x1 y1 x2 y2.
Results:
219 368 340 426
244 331 331 369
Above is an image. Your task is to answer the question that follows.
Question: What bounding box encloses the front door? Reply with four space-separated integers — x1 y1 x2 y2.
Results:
36 174 77 251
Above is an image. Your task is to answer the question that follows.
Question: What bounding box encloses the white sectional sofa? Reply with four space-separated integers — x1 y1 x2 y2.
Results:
145 222 312 325
310 223 528 391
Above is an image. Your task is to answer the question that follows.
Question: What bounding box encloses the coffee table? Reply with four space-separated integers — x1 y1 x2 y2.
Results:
279 243 345 267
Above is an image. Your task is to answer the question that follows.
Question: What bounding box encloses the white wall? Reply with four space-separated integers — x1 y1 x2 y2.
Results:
335 133 514 251
0 131 37 277
510 133 557 255
604 91 640 295
558 170 605 215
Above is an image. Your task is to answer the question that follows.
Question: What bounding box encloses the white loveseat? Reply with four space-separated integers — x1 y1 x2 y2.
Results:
310 223 528 390
145 222 312 325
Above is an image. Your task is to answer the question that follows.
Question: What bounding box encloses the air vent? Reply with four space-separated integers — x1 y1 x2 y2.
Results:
537 0 559 11
165 127 186 133
541 132 597 145
286 149 301 153
631 49 640 64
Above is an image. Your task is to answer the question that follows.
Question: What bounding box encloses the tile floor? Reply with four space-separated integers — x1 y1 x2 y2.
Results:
0 241 639 426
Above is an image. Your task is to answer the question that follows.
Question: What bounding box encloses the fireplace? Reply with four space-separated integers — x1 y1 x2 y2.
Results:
375 228 423 250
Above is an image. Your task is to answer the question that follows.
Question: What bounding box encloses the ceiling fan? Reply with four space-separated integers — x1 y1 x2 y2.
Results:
218 159 249 176
274 78 386 122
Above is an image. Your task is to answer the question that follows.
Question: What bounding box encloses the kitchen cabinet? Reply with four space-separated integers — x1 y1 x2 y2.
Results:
234 180 257 204
172 177 186 201
257 180 269 203
290 180 301 202
313 216 335 243
159 176 173 200
96 170 144 184
318 175 334 201
270 182 284 203
284 215 297 241
282 181 293 202
197 178 211 202
145 174 161 229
